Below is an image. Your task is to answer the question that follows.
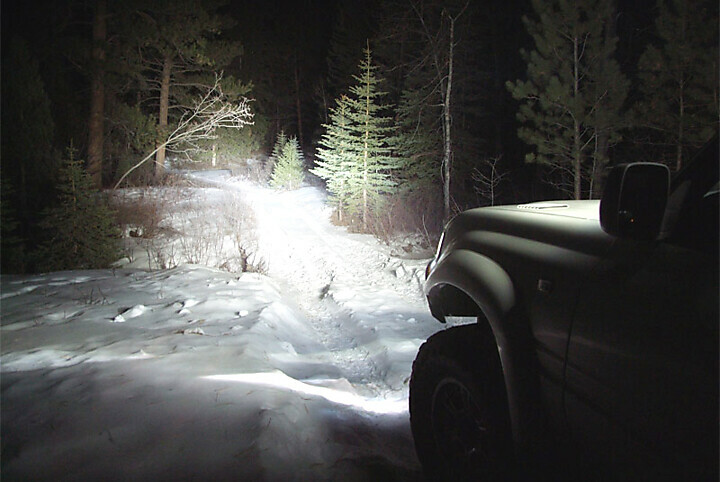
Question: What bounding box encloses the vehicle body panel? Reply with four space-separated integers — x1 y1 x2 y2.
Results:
422 137 718 476
425 200 616 445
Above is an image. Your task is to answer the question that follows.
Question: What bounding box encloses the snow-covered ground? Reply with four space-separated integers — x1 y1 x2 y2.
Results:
1 171 446 481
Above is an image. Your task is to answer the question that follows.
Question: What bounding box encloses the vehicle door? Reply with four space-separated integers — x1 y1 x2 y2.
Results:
564 142 719 479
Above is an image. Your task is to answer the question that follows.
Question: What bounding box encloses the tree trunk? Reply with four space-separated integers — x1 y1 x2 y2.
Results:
294 52 304 149
155 55 172 179
676 76 685 171
87 0 106 188
590 132 610 199
442 15 455 222
363 87 370 232
590 9 617 200
675 9 689 172
573 34 582 200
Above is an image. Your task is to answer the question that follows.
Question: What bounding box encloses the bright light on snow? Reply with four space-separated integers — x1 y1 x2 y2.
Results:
203 371 408 415
1 169 443 480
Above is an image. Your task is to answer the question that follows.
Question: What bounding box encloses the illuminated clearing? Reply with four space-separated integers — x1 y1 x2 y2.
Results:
203 370 408 415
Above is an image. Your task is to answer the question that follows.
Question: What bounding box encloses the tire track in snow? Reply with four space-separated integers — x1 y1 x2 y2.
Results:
196 173 426 397
243 184 387 393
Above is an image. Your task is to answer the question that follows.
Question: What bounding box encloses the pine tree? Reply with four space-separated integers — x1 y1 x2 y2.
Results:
117 0 243 180
313 44 399 232
324 3 375 106
635 0 718 171
394 85 442 197
507 0 628 199
270 136 305 190
1 36 56 232
35 149 121 272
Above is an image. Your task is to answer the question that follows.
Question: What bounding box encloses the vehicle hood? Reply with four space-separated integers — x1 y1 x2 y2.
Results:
436 199 612 264
496 200 601 221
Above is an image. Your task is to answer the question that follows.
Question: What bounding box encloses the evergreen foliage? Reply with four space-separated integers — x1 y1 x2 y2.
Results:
325 6 368 102
1 37 55 169
635 0 719 170
1 177 25 273
193 126 266 168
376 0 481 225
394 84 442 197
391 85 445 231
106 101 158 185
1 36 57 227
35 149 121 272
313 97 354 220
270 136 305 190
313 45 399 232
191 75 264 169
113 0 247 180
268 131 288 172
264 130 288 183
507 0 628 199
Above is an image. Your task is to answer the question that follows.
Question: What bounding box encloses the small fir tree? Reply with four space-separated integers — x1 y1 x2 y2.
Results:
270 136 305 190
35 149 121 271
266 130 288 180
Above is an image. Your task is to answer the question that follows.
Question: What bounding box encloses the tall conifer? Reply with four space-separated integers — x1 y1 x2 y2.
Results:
395 85 442 197
507 0 628 199
313 44 398 232
636 0 718 170
313 97 354 221
1 37 56 224
118 0 243 179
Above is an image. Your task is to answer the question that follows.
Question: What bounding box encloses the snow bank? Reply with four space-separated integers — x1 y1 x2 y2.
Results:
1 172 444 481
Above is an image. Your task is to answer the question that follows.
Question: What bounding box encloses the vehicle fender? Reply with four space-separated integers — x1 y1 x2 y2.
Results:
426 249 515 325
426 249 541 452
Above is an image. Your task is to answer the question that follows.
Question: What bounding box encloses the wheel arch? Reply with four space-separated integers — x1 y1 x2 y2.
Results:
425 249 542 453
426 249 515 325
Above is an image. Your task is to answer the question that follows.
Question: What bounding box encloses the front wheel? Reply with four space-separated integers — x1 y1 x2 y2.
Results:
409 324 513 481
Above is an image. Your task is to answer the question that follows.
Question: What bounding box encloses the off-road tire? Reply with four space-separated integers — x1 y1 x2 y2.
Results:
409 324 513 481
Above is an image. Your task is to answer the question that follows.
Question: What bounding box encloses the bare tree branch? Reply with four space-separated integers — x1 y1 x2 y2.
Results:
114 74 253 188
472 156 507 206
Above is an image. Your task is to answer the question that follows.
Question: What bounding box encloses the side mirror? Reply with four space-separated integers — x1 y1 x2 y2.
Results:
600 163 670 241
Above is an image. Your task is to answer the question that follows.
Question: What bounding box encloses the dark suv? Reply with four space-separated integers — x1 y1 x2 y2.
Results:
411 138 718 481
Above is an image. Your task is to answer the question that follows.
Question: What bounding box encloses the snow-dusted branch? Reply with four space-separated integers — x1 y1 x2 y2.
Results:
114 74 253 189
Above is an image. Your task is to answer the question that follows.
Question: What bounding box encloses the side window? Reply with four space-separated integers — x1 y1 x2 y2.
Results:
667 140 719 254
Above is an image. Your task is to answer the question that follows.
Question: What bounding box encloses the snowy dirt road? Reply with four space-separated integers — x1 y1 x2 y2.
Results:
210 174 437 394
1 171 444 481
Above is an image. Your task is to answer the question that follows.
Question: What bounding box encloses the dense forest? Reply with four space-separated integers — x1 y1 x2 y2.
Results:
1 0 718 274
